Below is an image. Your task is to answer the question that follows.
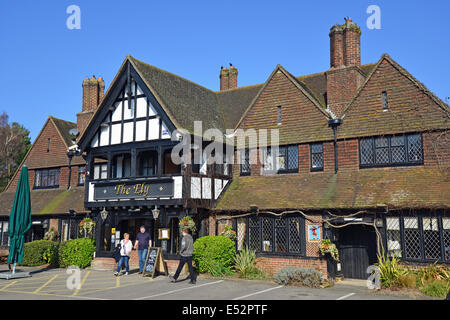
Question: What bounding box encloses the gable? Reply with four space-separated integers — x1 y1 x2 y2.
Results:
340 56 450 138
80 59 177 150
239 69 333 146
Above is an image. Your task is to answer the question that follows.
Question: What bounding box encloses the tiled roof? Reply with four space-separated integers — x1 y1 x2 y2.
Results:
129 55 380 133
215 167 450 211
0 187 86 216
51 117 77 147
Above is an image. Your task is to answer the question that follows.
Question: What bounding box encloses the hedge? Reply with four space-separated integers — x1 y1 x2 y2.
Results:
20 240 60 266
58 238 96 268
193 236 236 275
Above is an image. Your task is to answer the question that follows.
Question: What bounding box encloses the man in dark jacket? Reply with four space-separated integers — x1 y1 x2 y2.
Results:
169 229 196 284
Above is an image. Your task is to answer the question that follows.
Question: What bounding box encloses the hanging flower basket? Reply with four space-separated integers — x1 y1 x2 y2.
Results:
79 218 96 237
43 227 59 241
220 225 237 241
319 239 339 262
179 216 196 234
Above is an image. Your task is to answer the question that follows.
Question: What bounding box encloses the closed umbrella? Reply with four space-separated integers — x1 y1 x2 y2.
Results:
7 166 31 275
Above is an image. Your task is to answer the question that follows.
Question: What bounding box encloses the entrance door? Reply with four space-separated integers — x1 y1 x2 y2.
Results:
338 225 377 279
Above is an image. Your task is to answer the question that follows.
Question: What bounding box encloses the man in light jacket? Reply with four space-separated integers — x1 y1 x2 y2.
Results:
169 229 196 284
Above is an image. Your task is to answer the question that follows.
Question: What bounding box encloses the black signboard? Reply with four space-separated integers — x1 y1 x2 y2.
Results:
93 178 174 200
142 247 168 278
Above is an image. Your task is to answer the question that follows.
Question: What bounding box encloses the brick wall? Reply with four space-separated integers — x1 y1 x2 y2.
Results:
255 256 327 276
6 118 71 192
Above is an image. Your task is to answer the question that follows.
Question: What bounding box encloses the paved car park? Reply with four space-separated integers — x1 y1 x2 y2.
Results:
0 266 433 300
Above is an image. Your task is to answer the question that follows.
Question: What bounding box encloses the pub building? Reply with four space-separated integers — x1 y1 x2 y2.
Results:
76 56 233 268
76 18 448 277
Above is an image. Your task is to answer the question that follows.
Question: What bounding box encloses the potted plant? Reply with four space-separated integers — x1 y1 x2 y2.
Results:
43 227 59 241
220 225 237 241
79 217 96 238
319 239 339 262
179 216 197 234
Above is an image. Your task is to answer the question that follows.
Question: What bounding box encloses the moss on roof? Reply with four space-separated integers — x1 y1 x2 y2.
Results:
216 167 450 211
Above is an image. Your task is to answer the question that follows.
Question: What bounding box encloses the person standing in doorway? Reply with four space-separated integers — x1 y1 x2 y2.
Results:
114 233 132 276
169 228 196 284
134 225 152 274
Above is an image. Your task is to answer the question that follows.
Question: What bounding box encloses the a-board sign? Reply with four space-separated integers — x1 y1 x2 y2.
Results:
142 247 168 278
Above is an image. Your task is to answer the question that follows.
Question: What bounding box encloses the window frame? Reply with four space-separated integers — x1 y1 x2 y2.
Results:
243 214 306 256
310 142 324 172
240 149 250 176
359 133 424 169
77 166 86 186
33 168 60 189
262 145 298 175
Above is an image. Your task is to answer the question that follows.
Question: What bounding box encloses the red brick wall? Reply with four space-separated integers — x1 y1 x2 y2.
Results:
326 67 365 117
255 256 327 276
6 119 71 192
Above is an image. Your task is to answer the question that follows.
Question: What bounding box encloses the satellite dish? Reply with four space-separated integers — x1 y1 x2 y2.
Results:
69 128 79 136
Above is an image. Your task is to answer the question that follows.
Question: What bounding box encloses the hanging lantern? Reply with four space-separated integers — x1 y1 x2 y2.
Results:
100 207 108 221
152 205 160 220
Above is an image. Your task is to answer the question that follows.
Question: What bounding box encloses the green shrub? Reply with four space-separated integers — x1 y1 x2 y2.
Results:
20 240 59 266
274 267 323 288
59 238 95 268
193 236 236 275
419 280 450 298
234 246 257 277
376 253 407 288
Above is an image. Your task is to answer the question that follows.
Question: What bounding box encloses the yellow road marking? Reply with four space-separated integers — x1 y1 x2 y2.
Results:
0 280 18 291
116 276 120 288
33 275 58 293
73 271 91 296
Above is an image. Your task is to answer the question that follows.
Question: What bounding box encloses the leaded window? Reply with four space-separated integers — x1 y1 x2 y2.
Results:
243 215 305 255
240 149 250 176
403 217 422 260
289 217 303 253
248 216 260 251
386 217 402 257
443 218 450 261
262 218 273 252
78 166 86 186
359 133 423 168
34 168 60 189
263 145 298 174
93 164 108 180
236 218 247 251
310 143 324 171
423 217 441 260
274 218 287 253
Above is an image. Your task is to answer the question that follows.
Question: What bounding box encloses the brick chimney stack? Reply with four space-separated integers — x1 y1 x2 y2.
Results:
329 18 361 68
77 75 105 133
219 63 238 90
326 18 364 117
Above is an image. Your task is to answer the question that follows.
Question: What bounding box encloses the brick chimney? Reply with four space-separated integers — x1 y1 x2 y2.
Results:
219 63 238 90
77 75 105 133
326 18 364 117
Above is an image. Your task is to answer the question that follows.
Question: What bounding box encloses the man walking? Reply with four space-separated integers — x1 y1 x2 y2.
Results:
134 225 152 274
169 229 196 284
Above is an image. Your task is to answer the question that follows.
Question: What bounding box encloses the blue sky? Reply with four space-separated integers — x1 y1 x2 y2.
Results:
1 0 449 141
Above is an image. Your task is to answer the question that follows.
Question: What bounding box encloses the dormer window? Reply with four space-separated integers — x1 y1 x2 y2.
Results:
382 91 388 111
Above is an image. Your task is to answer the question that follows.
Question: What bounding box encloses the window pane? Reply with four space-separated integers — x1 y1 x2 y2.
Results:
275 218 287 253
407 134 423 162
241 150 250 174
386 218 402 257
360 138 373 165
423 217 441 260
289 218 302 253
248 216 260 251
443 218 450 261
2 222 8 246
276 147 286 171
237 218 246 251
404 217 422 260
262 218 273 252
263 148 274 172
375 137 389 164
287 146 298 170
